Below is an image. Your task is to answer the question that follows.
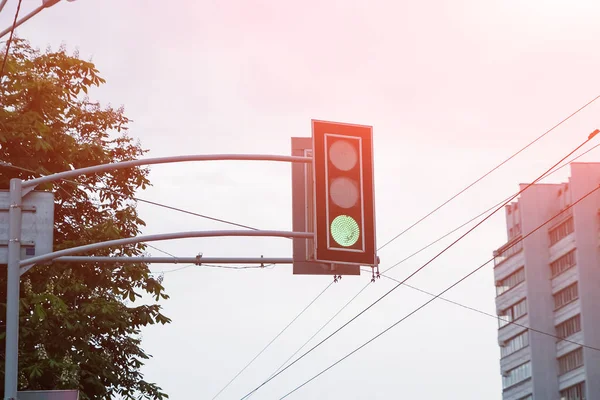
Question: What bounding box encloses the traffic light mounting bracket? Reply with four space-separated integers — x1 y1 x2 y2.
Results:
291 137 360 275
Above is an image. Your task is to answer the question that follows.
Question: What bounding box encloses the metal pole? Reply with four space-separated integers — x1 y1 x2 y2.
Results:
5 178 22 400
0 5 44 39
23 154 311 189
19 230 313 272
54 256 294 264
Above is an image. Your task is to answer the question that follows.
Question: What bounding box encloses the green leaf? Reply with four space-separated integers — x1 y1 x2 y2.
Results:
34 303 46 320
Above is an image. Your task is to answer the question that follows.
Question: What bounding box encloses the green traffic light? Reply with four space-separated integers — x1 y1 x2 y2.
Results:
330 215 360 247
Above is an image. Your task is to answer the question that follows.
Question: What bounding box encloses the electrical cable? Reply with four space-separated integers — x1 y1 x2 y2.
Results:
3 136 599 274
242 139 600 398
377 94 600 252
129 196 259 231
202 263 275 270
0 0 10 14
240 132 598 399
368 268 593 348
4 135 600 398
0 161 260 231
381 140 600 275
244 282 372 400
4 164 267 268
210 281 334 400
279 182 600 398
4 133 599 243
0 0 21 83
2 159 337 396
150 263 275 275
158 264 194 274
5 94 599 240
3 115 599 396
1 166 299 279
1 163 189 266
244 140 600 396
144 243 177 258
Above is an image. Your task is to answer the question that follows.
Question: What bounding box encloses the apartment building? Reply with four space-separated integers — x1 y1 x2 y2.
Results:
492 163 600 400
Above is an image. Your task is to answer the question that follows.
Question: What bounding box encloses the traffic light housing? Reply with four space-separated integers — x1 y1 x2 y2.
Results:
312 120 377 266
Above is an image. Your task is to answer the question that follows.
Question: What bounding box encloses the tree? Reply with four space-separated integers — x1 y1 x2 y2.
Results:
0 38 170 399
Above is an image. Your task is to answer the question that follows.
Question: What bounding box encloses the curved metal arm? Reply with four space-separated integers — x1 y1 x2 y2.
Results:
54 256 294 264
20 230 313 269
23 154 312 188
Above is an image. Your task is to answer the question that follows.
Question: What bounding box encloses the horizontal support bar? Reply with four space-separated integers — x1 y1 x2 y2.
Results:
20 230 313 270
0 205 36 212
0 241 34 247
24 154 312 188
53 256 294 264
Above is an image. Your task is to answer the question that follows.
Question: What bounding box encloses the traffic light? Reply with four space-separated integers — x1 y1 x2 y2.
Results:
312 120 377 266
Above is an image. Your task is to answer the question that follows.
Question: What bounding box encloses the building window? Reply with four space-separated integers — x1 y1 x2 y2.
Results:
494 237 524 266
514 223 521 236
549 217 574 245
556 315 581 341
558 348 583 375
501 330 529 357
551 250 577 278
554 283 579 310
502 361 531 389
496 267 525 296
499 298 527 328
560 381 585 400
519 396 533 400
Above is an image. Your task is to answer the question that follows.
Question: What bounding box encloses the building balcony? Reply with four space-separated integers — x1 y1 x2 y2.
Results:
494 236 523 268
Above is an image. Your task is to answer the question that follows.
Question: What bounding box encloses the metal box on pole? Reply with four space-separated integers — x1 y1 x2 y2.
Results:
17 390 79 400
0 190 54 265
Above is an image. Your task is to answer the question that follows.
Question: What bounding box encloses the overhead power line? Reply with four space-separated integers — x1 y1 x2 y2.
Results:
381 140 600 275
372 268 592 349
240 131 599 399
0 0 22 83
0 163 184 262
145 243 177 258
243 140 600 397
0 0 10 14
2 166 286 273
210 281 334 400
0 161 259 231
0 161 336 398
2 158 335 398
150 263 275 275
377 93 600 252
4 106 598 248
245 282 372 400
5 94 599 243
129 196 258 231
279 181 600 398
3 113 599 398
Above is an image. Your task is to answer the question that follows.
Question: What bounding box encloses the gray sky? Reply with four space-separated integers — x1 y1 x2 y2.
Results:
3 0 600 398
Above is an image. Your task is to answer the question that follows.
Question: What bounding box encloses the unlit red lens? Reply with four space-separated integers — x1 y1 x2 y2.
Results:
329 139 358 171
329 177 359 209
